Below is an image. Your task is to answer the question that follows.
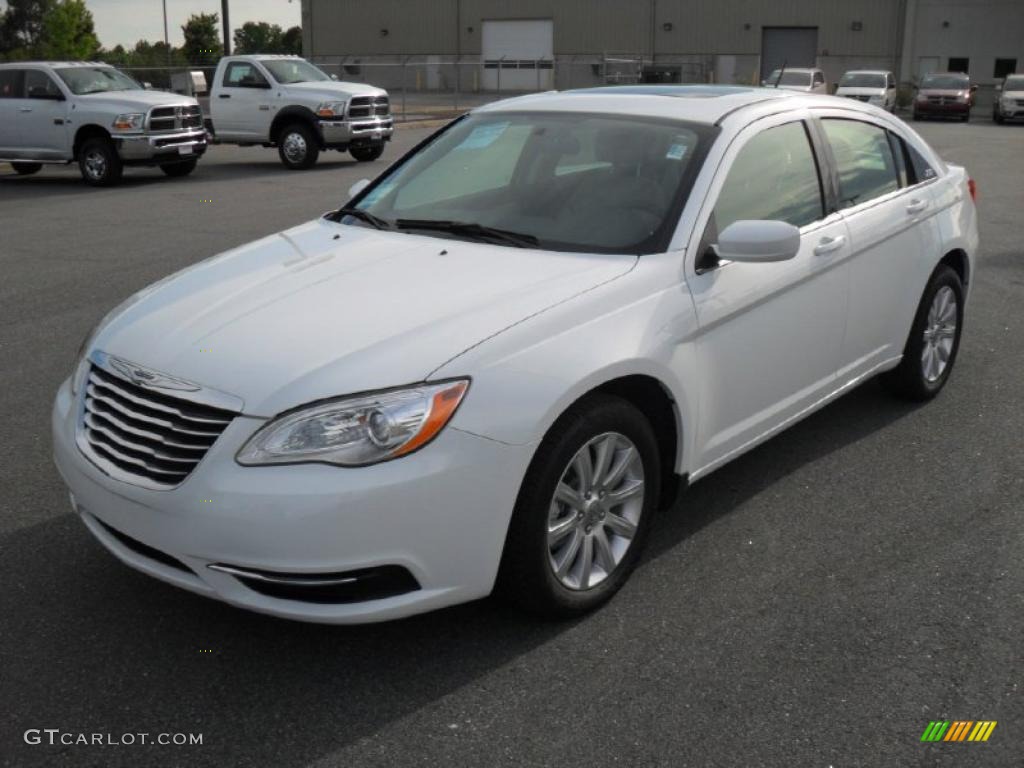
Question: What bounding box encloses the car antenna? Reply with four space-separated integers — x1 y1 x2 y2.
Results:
773 60 787 88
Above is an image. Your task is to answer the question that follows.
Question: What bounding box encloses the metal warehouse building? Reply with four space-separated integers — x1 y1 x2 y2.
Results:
301 0 1023 97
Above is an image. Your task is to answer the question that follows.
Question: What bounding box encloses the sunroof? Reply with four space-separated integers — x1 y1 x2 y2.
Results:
566 85 756 99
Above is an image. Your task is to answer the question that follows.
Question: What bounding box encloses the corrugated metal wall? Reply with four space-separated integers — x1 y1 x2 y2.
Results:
303 0 905 57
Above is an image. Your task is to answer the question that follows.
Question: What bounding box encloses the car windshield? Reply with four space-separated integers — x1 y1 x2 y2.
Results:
344 112 710 254
840 73 887 88
921 74 968 89
262 59 331 84
55 66 141 95
769 71 812 86
1004 76 1024 91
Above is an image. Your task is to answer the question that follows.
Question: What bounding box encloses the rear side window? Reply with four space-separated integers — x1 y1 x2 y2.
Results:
712 120 824 232
905 142 938 184
223 62 268 88
0 69 22 98
821 119 899 208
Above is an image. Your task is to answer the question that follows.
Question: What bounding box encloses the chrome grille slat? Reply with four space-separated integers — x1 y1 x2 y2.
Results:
84 415 205 464
86 388 223 437
90 370 232 425
78 363 236 489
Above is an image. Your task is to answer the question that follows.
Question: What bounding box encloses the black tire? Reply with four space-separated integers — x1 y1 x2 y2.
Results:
11 162 42 176
912 111 922 121
78 136 123 186
881 264 964 401
496 394 661 617
350 144 384 162
277 122 319 170
994 112 1005 124
160 159 198 177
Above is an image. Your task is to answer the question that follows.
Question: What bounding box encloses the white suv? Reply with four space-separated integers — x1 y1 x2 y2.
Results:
52 86 978 623
837 70 898 112
0 62 206 185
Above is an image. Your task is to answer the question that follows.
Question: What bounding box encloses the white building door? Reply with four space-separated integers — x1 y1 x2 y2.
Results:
482 19 554 91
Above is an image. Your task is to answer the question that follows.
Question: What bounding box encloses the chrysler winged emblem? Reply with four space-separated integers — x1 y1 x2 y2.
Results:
108 356 201 393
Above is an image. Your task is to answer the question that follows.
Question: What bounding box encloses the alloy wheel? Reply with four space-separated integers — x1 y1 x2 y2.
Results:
921 285 957 382
283 132 307 163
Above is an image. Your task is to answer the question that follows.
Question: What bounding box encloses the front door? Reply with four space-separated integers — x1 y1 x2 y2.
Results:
0 69 24 154
216 61 273 140
17 69 69 159
686 115 851 476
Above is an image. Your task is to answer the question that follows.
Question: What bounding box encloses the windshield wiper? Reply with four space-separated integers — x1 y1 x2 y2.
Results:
395 219 539 248
334 207 392 230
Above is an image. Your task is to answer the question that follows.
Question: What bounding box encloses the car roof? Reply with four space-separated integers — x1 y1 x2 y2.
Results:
843 70 891 75
477 85 870 126
0 61 110 69
768 67 819 73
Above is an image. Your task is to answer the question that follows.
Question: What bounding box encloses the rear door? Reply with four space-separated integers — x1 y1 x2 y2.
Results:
215 60 273 140
0 69 24 154
814 114 938 380
686 113 851 474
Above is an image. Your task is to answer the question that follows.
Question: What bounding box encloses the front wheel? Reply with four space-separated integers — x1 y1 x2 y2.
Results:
496 395 660 617
350 144 384 162
78 136 123 186
881 265 964 401
11 162 43 176
160 159 197 177
277 123 319 170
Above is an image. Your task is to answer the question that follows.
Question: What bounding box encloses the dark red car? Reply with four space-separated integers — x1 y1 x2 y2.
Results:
913 72 977 122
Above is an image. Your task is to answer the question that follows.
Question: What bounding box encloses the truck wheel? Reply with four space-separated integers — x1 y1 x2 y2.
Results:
160 159 198 178
350 145 384 162
78 136 123 186
11 162 43 176
278 123 319 170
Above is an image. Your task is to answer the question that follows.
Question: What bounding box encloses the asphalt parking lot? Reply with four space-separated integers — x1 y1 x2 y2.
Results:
1 116 1022 767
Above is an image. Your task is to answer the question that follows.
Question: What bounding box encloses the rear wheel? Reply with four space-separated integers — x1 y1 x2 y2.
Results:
277 122 319 170
160 159 197 177
350 144 384 162
11 162 42 176
78 136 123 186
881 265 963 401
496 395 660 617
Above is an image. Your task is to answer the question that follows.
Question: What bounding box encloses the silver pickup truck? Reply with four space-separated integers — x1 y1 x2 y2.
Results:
0 61 206 186
205 55 393 169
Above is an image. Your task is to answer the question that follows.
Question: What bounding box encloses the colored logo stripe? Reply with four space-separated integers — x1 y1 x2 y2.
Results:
921 721 996 742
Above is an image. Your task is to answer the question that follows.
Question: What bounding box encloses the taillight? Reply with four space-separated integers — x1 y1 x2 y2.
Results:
968 178 977 202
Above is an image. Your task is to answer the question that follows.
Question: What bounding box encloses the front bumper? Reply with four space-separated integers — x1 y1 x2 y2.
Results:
51 377 534 623
913 101 970 118
115 128 208 163
995 102 1024 120
318 117 394 147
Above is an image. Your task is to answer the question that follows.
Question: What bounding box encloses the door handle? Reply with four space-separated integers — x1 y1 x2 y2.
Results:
814 235 846 256
906 199 928 214
218 94 231 99
19 107 32 113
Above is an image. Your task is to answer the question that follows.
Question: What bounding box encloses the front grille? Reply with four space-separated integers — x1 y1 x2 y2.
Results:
148 105 203 132
347 96 390 119
845 94 871 102
927 96 959 105
1017 100 1024 107
80 366 235 488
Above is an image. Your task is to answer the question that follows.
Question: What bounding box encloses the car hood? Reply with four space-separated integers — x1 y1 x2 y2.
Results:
281 81 386 100
836 87 885 97
92 218 637 416
776 84 813 92
1001 89 1024 98
77 90 198 110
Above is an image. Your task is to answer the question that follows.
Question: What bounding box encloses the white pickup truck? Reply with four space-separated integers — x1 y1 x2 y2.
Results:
206 55 393 169
0 61 206 185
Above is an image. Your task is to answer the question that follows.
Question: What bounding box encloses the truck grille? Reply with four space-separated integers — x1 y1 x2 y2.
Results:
148 105 203 132
927 96 958 105
844 94 871 102
347 96 390 119
79 366 235 488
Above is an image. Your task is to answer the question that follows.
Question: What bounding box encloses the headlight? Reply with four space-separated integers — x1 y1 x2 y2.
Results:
956 92 968 102
112 113 145 131
237 379 470 467
316 101 347 118
868 95 884 104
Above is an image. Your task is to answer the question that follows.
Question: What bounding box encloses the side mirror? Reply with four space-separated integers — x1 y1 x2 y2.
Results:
348 178 370 198
970 84 978 93
716 220 801 263
142 82 153 90
995 83 1003 92
330 73 339 81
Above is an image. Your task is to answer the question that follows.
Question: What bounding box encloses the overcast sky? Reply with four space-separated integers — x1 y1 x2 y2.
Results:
79 0 301 48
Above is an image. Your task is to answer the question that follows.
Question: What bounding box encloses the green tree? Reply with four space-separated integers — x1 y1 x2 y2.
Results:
233 21 282 54
281 25 302 55
39 0 100 60
181 12 221 64
0 0 56 58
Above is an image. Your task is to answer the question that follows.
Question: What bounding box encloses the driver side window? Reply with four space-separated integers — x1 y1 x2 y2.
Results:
223 62 268 88
712 120 825 236
24 69 62 99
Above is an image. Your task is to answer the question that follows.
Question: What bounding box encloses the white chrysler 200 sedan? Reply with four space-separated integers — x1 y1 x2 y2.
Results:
52 86 978 623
